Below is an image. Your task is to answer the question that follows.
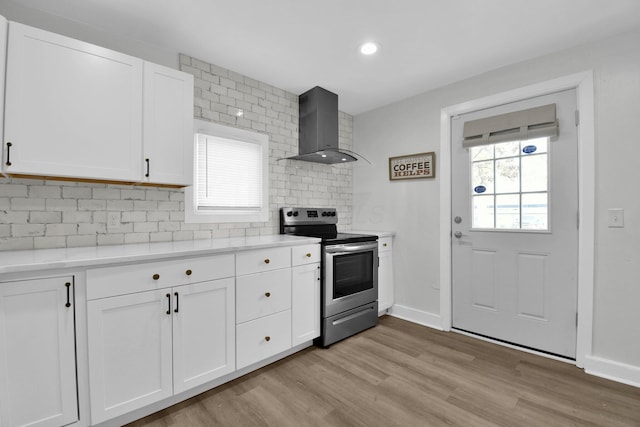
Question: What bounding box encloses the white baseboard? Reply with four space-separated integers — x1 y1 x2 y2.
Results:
584 355 640 388
387 304 443 331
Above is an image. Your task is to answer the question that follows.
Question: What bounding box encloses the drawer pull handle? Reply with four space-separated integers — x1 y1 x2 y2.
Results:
264 259 270 264
153 274 160 281
306 253 312 257
265 336 271 342
65 282 71 308
145 158 150 178
265 292 271 298
5 142 12 166
185 269 192 276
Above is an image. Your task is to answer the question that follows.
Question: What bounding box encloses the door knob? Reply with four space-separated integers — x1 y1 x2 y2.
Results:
454 231 463 238
454 216 462 224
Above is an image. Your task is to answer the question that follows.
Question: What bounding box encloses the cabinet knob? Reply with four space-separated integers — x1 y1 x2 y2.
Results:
265 336 271 342
153 274 160 280
265 292 271 298
306 253 311 258
264 259 270 264
383 243 387 247
185 269 192 276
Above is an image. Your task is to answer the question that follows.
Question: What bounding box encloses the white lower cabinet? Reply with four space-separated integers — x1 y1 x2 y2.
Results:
0 276 78 427
87 277 235 424
378 237 395 313
291 262 321 346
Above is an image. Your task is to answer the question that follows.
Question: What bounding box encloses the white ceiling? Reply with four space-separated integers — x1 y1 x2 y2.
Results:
6 0 640 114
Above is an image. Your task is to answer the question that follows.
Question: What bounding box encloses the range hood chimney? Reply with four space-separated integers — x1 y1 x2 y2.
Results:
287 86 358 164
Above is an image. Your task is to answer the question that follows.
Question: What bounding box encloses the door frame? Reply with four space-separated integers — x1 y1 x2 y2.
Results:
439 71 595 367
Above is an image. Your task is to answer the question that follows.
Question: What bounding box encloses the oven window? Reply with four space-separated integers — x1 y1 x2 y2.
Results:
333 252 374 299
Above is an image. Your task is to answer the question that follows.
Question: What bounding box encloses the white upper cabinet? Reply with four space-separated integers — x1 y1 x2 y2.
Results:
3 22 143 181
143 62 194 186
0 16 7 162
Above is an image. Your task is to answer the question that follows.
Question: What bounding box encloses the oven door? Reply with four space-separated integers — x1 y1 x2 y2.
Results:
324 241 378 318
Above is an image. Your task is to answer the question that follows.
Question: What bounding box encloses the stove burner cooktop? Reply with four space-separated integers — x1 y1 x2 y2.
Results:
280 207 377 245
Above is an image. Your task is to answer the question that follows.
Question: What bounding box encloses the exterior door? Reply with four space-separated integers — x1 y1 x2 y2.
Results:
451 89 578 358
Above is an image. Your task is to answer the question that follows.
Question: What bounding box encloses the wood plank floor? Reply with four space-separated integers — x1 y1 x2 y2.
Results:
127 316 640 427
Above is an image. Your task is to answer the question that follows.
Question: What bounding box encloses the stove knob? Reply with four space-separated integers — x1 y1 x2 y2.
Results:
331 212 336 216
293 211 299 217
321 212 327 216
286 211 293 217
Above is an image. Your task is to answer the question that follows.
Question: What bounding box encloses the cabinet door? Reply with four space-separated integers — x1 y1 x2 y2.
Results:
172 278 235 394
291 263 320 346
87 290 172 424
378 250 394 312
4 22 143 181
0 16 6 170
143 62 194 186
0 276 77 427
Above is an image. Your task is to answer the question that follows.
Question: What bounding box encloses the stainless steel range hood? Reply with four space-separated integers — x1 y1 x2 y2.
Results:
287 86 359 164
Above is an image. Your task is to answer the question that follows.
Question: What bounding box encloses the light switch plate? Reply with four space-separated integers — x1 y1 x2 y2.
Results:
607 208 624 228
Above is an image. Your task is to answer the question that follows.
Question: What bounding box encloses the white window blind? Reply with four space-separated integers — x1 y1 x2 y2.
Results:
196 134 262 211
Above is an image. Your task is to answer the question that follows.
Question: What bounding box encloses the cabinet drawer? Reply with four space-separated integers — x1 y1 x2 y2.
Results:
236 310 292 369
291 244 321 266
378 237 393 252
236 247 290 276
236 269 291 324
87 254 235 300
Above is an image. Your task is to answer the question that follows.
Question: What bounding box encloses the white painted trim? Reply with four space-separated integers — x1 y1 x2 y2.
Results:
388 304 443 331
584 356 640 388
439 71 596 368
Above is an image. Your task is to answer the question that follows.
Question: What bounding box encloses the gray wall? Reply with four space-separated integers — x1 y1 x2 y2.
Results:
353 28 640 369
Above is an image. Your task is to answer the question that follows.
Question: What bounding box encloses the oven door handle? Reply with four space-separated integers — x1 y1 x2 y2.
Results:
325 242 378 254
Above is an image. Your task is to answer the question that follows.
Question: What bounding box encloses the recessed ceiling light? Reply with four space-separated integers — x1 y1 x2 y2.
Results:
359 42 379 55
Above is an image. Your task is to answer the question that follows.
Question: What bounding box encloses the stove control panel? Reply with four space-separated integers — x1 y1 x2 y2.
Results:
281 207 338 225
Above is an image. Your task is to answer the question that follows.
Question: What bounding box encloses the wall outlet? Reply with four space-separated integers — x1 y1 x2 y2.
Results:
607 208 624 228
107 212 121 229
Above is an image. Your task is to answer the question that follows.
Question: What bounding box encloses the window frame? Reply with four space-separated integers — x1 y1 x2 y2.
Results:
185 119 269 224
469 137 551 233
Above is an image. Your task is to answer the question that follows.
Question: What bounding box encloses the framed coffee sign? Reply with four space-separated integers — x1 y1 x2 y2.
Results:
389 152 435 180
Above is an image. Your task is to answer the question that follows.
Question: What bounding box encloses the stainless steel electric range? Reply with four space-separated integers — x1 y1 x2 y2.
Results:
280 207 378 347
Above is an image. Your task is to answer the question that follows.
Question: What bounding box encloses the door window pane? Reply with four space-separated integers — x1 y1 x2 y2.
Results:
473 195 495 228
522 193 548 230
495 141 520 158
495 158 520 194
471 145 493 161
521 154 548 192
472 160 494 194
496 194 520 229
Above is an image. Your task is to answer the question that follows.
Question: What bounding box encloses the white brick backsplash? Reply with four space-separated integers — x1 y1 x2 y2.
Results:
46 223 78 236
11 198 45 211
34 236 67 249
0 184 27 197
0 57 353 251
46 199 78 211
13 224 45 237
29 185 61 198
29 212 62 224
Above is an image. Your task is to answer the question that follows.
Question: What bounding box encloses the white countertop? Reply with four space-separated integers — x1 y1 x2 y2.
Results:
351 230 395 238
0 235 320 275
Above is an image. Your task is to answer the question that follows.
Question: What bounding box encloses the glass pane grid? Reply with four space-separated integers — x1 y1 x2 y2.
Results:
470 139 549 231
